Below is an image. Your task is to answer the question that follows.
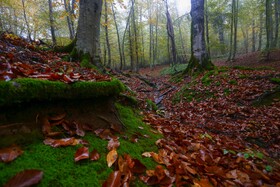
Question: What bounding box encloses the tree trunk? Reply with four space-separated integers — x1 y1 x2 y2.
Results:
186 0 213 73
111 3 123 70
252 20 256 52
232 0 238 59
48 0 57 46
165 0 177 65
21 0 32 41
132 0 139 72
227 0 234 61
104 0 112 68
128 24 134 71
122 0 135 70
266 0 273 59
205 0 211 58
258 12 264 51
64 0 75 39
241 27 248 53
75 0 103 68
148 0 154 69
273 0 279 47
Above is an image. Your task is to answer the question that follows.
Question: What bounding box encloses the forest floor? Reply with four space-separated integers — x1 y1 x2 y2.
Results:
0 33 280 186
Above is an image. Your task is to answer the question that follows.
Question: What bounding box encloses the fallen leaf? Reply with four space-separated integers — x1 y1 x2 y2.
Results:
103 171 121 187
43 137 86 147
0 145 23 163
74 147 89 162
107 148 118 167
90 149 100 161
107 138 120 151
4 169 43 187
142 152 152 157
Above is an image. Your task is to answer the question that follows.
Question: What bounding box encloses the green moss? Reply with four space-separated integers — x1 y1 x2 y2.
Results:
160 64 188 75
0 104 161 186
271 78 280 84
173 85 214 103
146 99 158 111
115 104 162 169
80 53 95 69
0 78 125 106
54 38 77 53
229 80 238 85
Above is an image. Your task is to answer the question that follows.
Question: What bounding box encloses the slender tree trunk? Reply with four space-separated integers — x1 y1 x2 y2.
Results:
122 0 135 70
227 0 234 61
154 3 159 66
128 24 134 71
205 0 211 58
104 0 111 68
241 27 248 53
64 0 75 39
132 0 139 72
232 0 238 59
252 20 256 52
266 0 273 59
139 5 145 67
21 0 32 41
111 3 123 70
48 0 56 46
258 12 263 51
165 0 177 65
148 0 154 68
273 0 279 47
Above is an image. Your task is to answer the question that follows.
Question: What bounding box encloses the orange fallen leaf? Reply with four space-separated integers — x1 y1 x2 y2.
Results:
107 148 118 167
0 145 23 163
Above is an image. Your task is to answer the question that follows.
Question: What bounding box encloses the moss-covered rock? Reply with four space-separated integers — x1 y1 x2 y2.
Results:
0 78 125 107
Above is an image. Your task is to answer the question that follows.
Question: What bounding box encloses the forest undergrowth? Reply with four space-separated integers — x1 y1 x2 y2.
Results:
0 33 280 186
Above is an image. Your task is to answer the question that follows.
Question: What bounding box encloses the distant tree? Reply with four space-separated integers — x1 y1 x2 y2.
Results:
21 0 32 41
48 0 56 46
266 0 273 59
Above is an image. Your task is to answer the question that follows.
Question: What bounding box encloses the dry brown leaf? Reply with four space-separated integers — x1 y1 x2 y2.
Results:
4 169 43 187
74 147 89 162
107 148 118 167
0 145 23 163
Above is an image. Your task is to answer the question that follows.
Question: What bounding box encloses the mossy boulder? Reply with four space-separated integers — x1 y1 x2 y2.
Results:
0 78 125 107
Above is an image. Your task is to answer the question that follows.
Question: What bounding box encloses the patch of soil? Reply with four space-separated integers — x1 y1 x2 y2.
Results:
0 98 123 148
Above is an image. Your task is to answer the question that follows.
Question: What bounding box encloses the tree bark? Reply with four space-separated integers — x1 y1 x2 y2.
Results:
165 0 177 65
266 0 273 59
131 0 139 72
273 0 279 47
232 0 238 59
205 0 211 58
111 3 123 70
252 20 256 52
21 0 32 41
104 0 112 68
75 0 103 68
122 0 135 70
48 0 57 46
64 0 75 39
258 12 264 51
186 0 213 73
